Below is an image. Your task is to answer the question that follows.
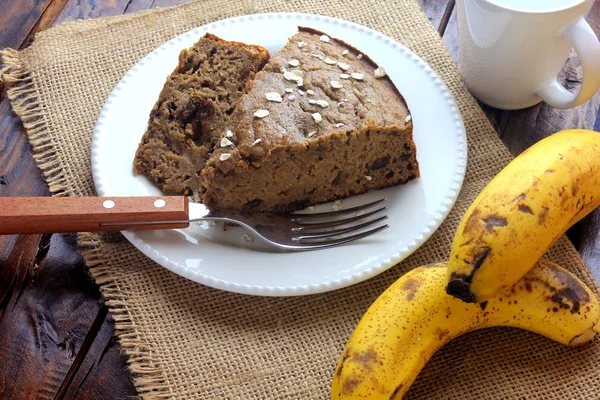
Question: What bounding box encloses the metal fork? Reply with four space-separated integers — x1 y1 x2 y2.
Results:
0 196 388 251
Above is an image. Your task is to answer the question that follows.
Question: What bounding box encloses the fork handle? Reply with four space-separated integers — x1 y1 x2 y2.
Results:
0 196 190 235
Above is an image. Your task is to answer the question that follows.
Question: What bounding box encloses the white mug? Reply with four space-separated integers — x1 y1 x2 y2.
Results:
457 0 600 110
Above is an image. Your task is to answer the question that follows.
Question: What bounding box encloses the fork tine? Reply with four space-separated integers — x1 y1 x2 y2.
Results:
291 198 386 222
292 216 389 241
291 207 386 231
294 224 389 248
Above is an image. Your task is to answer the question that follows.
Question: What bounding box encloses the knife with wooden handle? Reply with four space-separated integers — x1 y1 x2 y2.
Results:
0 196 191 234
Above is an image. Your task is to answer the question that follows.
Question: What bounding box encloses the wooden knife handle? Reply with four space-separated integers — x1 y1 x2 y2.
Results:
0 196 190 234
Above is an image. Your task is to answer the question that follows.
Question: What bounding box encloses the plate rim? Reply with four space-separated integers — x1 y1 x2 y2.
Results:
91 12 468 296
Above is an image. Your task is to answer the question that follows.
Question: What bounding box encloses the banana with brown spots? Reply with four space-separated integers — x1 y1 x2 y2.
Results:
446 129 600 303
331 260 600 400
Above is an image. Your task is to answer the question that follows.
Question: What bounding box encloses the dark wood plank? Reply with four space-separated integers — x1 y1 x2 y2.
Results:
0 233 103 400
0 2 137 398
0 98 50 324
0 0 54 49
20 0 72 50
55 0 132 24
124 0 154 14
61 309 137 400
417 0 454 34
581 208 600 284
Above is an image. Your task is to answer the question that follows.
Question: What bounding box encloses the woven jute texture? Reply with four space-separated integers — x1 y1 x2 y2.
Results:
2 0 599 398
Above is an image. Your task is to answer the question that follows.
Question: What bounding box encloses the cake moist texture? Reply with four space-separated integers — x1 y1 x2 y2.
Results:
133 33 269 194
200 27 419 212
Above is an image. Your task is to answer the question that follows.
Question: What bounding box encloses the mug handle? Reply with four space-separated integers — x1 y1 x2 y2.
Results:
536 18 600 109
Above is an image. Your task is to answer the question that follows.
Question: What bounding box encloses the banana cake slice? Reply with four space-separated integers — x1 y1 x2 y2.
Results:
133 33 269 194
200 27 418 212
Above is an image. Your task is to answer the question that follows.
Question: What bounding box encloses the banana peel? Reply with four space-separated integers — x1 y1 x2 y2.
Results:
331 260 600 400
446 129 600 303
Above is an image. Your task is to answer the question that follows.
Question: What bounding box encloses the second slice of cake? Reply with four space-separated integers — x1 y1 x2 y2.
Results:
201 27 419 212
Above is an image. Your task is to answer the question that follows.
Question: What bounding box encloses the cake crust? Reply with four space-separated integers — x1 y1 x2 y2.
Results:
200 27 419 212
133 33 269 194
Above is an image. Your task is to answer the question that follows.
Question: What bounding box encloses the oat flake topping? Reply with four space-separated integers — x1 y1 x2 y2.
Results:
265 92 283 102
312 113 323 123
340 74 350 79
342 49 349 56
220 137 233 147
374 66 387 78
320 35 330 43
285 88 294 93
283 69 303 82
324 57 336 65
253 109 270 118
332 199 344 211
351 73 365 80
252 138 263 146
330 80 343 89
337 62 350 71
288 59 300 67
220 153 232 161
315 100 329 108
225 130 233 138
298 41 307 48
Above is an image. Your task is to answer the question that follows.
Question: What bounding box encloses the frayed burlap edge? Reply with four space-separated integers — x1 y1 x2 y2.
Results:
1 49 72 197
0 50 172 399
79 233 173 398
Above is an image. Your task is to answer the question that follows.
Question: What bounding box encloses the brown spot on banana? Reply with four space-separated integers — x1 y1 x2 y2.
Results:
336 350 350 378
434 327 450 340
537 206 549 225
462 209 480 235
482 215 507 231
352 349 379 372
402 277 422 301
389 384 403 400
341 378 361 396
518 204 533 214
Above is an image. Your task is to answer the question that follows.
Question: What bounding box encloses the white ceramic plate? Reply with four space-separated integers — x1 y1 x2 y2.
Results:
92 12 467 296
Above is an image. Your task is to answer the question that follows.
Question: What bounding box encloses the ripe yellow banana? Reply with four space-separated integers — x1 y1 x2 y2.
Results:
331 260 600 400
446 129 600 303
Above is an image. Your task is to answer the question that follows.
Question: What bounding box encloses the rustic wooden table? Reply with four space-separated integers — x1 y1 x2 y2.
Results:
0 0 599 398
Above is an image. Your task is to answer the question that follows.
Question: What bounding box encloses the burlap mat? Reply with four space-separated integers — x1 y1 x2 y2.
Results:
2 0 599 398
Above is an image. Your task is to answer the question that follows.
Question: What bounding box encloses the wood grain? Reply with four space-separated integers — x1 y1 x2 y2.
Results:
124 0 155 14
418 0 455 34
0 233 102 400
20 0 72 49
0 0 54 49
55 0 134 24
61 309 137 400
0 196 190 234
